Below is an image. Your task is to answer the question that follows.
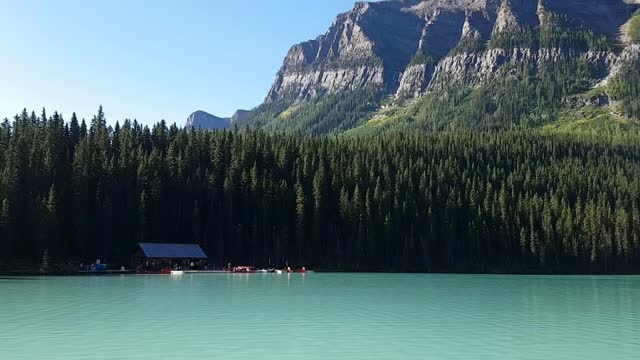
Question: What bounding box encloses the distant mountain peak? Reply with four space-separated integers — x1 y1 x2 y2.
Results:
186 110 230 130
185 109 252 131
231 109 251 123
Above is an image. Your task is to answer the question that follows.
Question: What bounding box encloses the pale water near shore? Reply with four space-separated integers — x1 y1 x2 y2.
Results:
1 274 639 359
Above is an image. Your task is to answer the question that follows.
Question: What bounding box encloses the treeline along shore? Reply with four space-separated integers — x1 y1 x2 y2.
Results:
1 107 640 274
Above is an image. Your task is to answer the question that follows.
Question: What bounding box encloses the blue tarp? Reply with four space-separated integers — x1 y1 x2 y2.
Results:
138 243 208 259
94 263 107 271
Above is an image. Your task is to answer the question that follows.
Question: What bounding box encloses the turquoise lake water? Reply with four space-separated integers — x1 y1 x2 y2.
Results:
1 274 639 359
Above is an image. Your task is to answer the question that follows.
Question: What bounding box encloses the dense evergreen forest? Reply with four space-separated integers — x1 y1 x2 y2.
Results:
1 107 640 274
239 87 384 135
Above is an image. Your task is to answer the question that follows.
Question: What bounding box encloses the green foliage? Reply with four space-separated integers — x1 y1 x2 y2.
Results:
2 109 640 273
629 11 640 43
372 58 603 131
408 52 441 66
0 199 8 224
541 12 617 51
40 249 50 273
490 28 538 49
352 102 415 134
544 106 640 135
248 11 622 136
448 37 486 55
243 87 384 135
573 86 608 100
609 62 640 119
268 47 624 134
237 98 292 129
490 14 616 52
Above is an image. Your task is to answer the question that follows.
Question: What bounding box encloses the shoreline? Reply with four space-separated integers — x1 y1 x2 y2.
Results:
3 269 640 277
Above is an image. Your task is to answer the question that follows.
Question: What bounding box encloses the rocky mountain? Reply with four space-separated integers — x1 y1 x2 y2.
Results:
242 0 640 134
186 111 230 130
231 109 252 123
186 109 252 130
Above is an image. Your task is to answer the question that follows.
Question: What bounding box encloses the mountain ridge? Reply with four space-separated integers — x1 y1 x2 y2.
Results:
240 0 640 134
186 110 230 130
186 109 251 130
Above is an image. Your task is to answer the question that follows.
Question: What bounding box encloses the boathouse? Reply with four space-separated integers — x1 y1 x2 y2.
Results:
134 243 208 270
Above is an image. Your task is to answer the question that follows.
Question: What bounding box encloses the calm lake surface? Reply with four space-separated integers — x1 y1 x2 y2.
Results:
1 274 639 359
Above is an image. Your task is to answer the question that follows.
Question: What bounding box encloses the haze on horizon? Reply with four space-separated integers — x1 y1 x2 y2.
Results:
0 0 359 126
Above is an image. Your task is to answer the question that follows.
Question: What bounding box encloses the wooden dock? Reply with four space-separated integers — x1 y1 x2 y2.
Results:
76 270 138 275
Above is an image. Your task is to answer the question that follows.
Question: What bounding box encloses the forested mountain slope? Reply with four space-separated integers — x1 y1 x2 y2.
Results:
2 108 640 273
239 0 640 134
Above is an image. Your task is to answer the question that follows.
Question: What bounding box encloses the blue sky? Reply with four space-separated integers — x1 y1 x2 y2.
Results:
0 0 359 126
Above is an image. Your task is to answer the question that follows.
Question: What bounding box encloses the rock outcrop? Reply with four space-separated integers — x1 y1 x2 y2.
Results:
231 110 252 123
186 111 230 131
265 0 640 103
266 0 424 102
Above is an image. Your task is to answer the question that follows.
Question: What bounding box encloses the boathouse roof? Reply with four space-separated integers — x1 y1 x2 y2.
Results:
138 243 208 259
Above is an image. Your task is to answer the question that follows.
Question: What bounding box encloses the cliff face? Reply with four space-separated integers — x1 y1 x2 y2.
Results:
186 111 230 130
231 110 252 123
266 1 424 102
265 0 640 103
185 110 252 130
